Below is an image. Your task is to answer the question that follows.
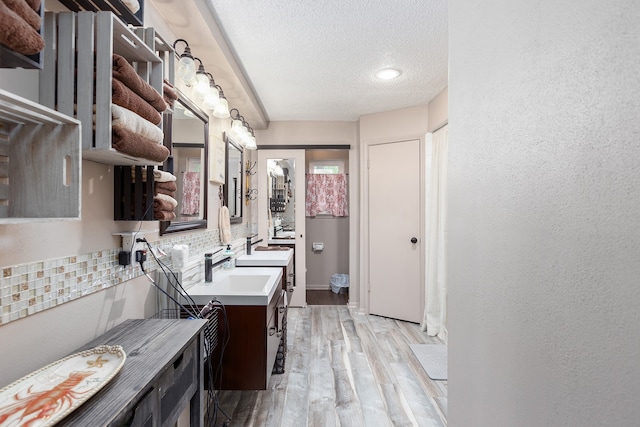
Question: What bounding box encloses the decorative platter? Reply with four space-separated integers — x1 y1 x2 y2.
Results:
0 345 126 427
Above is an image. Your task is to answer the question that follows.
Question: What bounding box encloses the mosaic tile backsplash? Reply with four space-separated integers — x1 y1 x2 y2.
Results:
0 223 251 326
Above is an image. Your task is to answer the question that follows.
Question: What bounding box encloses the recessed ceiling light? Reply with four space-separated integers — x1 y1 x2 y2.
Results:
375 68 401 80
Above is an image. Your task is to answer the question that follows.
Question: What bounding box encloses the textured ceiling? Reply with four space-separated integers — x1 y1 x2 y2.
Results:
206 0 449 122
149 0 448 126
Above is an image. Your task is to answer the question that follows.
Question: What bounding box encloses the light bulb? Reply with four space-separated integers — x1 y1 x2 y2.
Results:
192 73 209 100
176 56 196 86
203 84 220 110
231 118 243 137
245 134 257 150
212 97 229 118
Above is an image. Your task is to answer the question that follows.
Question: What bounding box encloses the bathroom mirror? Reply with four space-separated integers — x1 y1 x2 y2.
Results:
267 158 296 237
160 92 209 235
224 132 243 223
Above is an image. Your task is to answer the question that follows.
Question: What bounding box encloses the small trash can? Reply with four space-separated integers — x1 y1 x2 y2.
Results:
330 274 349 294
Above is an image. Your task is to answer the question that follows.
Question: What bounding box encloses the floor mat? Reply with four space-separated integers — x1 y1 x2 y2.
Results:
409 344 447 380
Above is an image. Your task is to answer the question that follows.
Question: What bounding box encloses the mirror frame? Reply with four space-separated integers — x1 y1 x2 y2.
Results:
223 132 243 224
160 91 209 235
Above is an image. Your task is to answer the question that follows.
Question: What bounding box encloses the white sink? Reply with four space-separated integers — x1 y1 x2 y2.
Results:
184 267 282 306
236 249 293 267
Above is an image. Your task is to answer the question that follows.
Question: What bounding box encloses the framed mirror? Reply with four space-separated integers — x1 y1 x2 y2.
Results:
224 132 243 223
266 158 295 237
160 92 209 235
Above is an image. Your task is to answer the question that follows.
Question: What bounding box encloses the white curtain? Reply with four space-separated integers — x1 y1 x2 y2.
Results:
421 125 448 339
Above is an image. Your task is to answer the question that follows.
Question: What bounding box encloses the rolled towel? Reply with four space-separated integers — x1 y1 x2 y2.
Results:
113 54 166 113
153 170 176 183
112 125 170 162
153 197 175 212
112 104 164 144
24 0 40 12
3 0 40 30
155 193 178 209
121 0 140 13
155 187 175 197
0 1 44 55
163 82 177 109
154 210 176 221
163 80 178 100
112 78 162 125
155 181 177 192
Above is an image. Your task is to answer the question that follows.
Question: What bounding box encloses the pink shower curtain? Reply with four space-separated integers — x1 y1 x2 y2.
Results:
305 174 348 217
180 171 200 215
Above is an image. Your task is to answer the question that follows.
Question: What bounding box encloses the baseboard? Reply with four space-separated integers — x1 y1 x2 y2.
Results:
306 284 331 291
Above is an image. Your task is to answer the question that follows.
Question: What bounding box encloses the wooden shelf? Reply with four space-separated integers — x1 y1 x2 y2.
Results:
57 0 144 27
40 11 164 166
0 89 81 223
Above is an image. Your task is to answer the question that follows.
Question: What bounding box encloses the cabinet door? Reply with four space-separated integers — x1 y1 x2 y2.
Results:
129 388 159 427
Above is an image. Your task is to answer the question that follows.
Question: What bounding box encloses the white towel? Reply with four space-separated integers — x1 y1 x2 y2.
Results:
219 206 232 244
153 170 177 183
155 193 177 208
112 104 164 144
122 0 140 13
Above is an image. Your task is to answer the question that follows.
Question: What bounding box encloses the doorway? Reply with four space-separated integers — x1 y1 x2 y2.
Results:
365 138 424 323
258 149 307 307
305 149 350 305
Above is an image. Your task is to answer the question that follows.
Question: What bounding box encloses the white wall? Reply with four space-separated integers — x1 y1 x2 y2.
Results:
448 1 640 426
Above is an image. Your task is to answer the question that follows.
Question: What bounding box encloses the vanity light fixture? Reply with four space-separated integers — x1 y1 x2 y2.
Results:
212 85 230 118
228 108 257 149
173 39 196 86
245 127 257 150
375 68 401 80
229 108 245 142
192 58 210 101
202 73 221 110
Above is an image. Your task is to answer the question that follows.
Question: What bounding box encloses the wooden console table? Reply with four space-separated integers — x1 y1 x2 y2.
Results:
58 318 207 426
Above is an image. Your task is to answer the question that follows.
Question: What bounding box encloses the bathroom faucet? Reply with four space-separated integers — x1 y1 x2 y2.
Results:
246 235 263 255
204 248 227 282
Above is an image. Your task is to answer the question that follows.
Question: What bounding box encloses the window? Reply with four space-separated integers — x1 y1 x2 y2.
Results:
309 160 344 174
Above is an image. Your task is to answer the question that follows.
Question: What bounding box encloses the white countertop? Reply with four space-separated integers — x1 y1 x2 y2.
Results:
183 267 283 306
236 248 293 267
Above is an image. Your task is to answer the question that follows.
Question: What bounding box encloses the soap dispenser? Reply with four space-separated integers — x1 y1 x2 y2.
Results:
223 245 235 269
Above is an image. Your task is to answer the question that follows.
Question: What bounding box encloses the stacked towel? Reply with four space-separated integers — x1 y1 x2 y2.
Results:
154 169 177 182
112 54 166 113
112 104 164 144
112 125 169 163
0 0 44 55
154 192 177 221
112 78 162 125
3 0 40 30
155 180 177 196
163 79 178 109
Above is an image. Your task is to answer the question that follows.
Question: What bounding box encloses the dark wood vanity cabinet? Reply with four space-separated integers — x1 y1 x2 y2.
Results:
212 289 286 390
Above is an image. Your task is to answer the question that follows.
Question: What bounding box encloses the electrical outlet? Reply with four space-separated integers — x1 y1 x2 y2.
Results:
121 235 144 254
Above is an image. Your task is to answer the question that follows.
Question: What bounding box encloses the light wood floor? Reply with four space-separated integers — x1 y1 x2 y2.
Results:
213 306 447 426
306 289 349 305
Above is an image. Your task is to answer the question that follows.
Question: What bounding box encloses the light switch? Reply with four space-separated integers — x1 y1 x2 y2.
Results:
312 242 324 251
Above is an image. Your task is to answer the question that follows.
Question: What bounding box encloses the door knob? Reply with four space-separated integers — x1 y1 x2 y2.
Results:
411 237 418 244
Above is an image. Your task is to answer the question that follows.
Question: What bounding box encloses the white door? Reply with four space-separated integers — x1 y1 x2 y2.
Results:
368 139 423 322
258 149 307 307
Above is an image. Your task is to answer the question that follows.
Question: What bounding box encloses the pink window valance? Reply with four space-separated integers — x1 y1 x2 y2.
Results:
305 174 348 217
